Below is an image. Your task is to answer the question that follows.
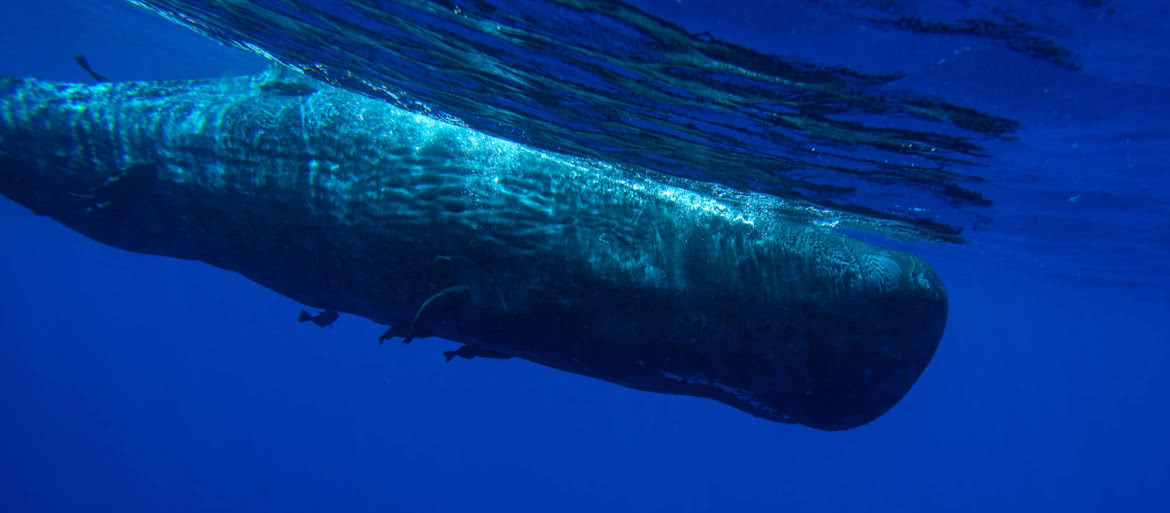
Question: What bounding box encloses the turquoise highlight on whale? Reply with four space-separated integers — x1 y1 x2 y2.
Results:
0 65 947 430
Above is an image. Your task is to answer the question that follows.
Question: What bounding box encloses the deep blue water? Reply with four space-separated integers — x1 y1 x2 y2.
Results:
1 1 1168 511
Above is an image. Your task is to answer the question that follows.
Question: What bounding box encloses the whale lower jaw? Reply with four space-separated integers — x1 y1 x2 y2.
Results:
0 69 947 430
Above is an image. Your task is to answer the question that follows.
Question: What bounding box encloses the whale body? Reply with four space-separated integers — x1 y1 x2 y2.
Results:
0 68 947 430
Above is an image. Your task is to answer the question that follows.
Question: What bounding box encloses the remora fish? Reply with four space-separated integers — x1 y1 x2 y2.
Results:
0 66 947 430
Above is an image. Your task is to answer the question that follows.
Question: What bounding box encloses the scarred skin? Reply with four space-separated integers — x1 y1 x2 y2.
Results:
0 67 947 430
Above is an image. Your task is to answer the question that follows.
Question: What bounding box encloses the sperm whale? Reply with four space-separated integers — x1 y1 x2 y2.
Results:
0 66 947 430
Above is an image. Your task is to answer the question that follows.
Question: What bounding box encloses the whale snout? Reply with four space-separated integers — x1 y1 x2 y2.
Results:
791 251 948 430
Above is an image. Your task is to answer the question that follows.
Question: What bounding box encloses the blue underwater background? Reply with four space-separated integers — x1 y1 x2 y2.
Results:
1 1 1168 511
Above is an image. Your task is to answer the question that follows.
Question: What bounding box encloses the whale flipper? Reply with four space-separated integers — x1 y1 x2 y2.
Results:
401 285 472 344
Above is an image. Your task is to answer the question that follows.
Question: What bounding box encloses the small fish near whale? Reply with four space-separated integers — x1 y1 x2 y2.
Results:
298 309 339 328
0 65 947 430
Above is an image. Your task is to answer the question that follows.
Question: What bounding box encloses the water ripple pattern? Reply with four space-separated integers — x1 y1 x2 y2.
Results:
127 0 1023 243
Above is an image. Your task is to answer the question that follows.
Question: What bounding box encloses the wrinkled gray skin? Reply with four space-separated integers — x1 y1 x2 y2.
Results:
0 67 947 430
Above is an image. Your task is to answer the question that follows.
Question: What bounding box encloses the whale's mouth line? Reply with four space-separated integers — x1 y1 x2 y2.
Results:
0 69 948 430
